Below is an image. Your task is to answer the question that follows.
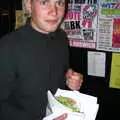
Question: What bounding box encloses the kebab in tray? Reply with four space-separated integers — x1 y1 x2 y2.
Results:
55 96 81 113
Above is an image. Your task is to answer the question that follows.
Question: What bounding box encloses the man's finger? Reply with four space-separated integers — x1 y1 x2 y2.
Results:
53 113 67 120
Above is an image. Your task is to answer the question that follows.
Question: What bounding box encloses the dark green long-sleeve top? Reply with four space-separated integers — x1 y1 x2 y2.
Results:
0 25 69 120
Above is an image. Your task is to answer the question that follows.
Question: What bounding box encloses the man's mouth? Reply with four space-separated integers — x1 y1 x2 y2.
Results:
45 20 58 24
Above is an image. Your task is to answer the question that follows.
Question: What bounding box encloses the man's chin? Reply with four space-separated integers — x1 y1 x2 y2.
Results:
47 27 58 33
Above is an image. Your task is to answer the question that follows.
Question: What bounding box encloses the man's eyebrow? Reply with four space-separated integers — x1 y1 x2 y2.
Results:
38 0 65 3
56 0 65 2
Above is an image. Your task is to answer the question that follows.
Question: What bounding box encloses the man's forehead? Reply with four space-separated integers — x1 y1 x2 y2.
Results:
36 0 65 2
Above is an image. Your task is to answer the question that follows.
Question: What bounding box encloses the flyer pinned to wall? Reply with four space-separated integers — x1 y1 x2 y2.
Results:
99 0 120 18
15 10 25 30
88 51 106 77
109 53 120 89
97 0 120 52
61 0 98 49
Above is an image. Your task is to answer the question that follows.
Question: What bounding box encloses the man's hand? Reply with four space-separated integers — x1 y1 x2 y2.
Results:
66 69 83 90
53 113 67 120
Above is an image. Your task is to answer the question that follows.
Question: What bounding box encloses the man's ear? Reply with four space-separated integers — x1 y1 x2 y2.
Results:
23 0 32 16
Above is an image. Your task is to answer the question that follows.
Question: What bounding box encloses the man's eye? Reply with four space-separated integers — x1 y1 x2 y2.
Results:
57 1 65 7
40 0 48 5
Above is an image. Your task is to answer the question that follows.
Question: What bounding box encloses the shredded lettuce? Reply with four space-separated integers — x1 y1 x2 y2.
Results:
56 96 80 112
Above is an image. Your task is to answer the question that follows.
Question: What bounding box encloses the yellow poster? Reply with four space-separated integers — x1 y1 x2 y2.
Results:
15 10 25 30
109 53 120 89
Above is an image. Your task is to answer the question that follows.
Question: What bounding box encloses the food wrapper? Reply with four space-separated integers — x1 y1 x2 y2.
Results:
43 88 99 120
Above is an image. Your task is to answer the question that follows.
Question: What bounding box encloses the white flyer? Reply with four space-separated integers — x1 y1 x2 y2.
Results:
88 51 106 77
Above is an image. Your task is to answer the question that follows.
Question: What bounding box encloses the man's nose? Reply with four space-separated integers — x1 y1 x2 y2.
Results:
49 4 57 15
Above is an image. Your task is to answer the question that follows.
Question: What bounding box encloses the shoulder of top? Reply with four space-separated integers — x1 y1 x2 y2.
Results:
0 26 25 42
0 26 25 47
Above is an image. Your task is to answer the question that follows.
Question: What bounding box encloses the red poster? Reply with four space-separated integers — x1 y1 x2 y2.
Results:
112 18 120 48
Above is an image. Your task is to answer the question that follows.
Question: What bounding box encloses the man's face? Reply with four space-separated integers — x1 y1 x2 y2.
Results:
26 0 66 33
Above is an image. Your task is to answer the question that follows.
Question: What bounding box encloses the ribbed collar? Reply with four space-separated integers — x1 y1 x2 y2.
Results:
23 24 57 39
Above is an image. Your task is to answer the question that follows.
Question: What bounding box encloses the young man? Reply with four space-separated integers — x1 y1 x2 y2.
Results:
0 0 83 119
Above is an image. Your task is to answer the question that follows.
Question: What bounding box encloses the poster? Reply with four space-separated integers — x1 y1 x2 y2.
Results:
109 53 120 89
97 0 120 52
112 18 120 48
15 10 25 30
97 17 113 51
99 0 120 18
61 0 98 49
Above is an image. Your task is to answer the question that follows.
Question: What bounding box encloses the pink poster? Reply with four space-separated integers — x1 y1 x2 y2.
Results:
61 2 98 49
112 18 120 48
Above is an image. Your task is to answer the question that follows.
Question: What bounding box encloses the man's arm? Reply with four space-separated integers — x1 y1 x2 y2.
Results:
0 42 16 120
0 43 15 101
